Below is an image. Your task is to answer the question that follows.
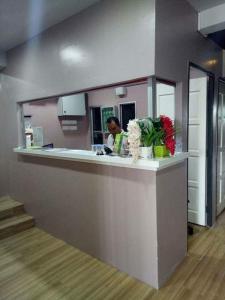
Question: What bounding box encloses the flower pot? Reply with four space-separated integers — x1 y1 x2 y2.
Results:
154 145 170 158
140 146 153 159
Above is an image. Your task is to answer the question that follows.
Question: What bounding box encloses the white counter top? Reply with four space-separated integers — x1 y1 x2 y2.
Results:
14 148 188 171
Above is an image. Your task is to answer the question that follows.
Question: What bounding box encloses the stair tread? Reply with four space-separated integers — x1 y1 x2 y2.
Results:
0 196 23 209
0 196 14 202
0 214 34 229
0 198 23 212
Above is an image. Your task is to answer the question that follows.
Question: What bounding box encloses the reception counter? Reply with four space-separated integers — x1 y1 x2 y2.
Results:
14 147 188 289
14 148 188 171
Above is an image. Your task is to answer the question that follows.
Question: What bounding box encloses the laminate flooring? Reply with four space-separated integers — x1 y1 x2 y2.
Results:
1 213 225 300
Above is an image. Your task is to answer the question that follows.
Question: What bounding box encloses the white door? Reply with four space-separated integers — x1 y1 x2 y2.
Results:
188 77 207 226
217 85 225 215
156 83 175 121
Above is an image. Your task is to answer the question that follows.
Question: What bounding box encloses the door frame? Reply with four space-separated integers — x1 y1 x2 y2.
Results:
216 77 225 217
187 62 215 227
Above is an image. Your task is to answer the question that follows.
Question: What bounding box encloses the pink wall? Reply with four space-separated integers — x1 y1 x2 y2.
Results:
23 98 90 149
88 83 148 117
23 83 148 149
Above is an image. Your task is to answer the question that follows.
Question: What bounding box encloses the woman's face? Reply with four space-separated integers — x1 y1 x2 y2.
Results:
107 121 121 136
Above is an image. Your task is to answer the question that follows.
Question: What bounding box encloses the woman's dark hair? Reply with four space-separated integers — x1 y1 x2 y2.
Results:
106 116 121 127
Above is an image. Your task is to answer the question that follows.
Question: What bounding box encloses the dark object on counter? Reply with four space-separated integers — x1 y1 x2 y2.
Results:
188 225 193 235
96 150 104 155
42 143 54 148
104 145 113 155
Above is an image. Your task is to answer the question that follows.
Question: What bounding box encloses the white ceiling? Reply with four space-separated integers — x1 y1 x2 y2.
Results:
187 0 225 12
0 0 100 51
1 0 225 52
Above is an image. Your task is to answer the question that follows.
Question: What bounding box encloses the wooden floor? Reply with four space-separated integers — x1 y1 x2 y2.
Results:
1 215 225 300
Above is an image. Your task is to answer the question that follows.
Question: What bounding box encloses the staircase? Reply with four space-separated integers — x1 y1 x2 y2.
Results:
0 196 34 239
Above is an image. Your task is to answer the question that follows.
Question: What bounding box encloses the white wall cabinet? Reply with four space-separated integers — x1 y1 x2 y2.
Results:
58 93 86 116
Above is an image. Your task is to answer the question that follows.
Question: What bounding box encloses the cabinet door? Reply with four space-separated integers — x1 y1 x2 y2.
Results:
59 94 86 116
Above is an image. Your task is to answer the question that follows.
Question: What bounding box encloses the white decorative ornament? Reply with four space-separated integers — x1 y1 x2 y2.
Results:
127 119 141 161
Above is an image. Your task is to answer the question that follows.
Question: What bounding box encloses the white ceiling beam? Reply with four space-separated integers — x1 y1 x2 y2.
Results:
199 3 225 35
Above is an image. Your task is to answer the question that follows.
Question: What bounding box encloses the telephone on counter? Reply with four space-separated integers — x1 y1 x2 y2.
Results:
104 145 113 155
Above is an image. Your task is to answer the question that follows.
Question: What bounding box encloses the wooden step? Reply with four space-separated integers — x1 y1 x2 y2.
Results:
0 196 24 220
0 214 35 240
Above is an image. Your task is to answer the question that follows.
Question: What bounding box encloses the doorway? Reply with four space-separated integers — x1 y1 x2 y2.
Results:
119 102 136 131
90 107 103 144
188 64 214 227
156 81 175 121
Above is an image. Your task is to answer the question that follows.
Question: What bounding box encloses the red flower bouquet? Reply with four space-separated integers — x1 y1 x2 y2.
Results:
152 115 176 156
160 115 176 155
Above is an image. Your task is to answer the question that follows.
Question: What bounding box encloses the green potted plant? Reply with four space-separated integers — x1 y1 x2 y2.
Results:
137 118 154 159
